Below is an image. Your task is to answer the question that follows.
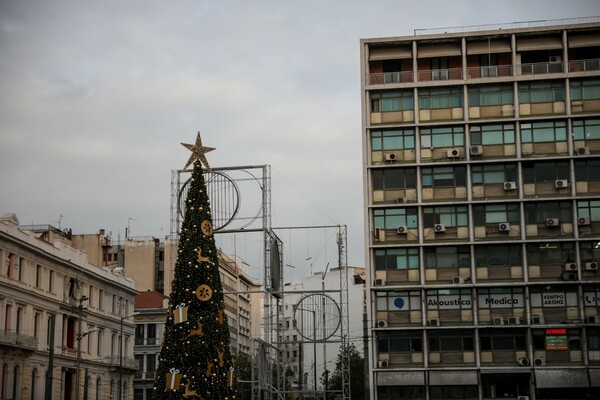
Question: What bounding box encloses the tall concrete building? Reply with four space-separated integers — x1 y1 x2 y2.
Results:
361 17 600 400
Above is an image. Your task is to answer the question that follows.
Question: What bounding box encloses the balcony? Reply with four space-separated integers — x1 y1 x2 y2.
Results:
134 337 157 346
519 61 564 75
0 331 37 351
569 58 600 72
369 71 414 85
466 65 513 79
418 67 463 81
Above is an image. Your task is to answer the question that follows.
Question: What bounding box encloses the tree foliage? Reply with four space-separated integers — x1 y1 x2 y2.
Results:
323 343 365 400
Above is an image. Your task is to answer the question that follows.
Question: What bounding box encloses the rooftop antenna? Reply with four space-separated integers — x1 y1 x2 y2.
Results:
126 218 136 239
56 214 65 230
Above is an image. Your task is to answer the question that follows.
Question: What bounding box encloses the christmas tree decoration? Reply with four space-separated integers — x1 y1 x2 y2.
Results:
173 303 189 324
153 133 236 399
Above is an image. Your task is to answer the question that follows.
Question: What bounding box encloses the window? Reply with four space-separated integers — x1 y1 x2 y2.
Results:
34 312 40 339
428 330 474 351
527 242 575 266
135 325 144 345
48 270 54 292
16 307 23 334
519 81 565 103
147 324 157 345
420 125 464 147
99 290 104 311
471 163 517 184
371 128 415 151
377 330 422 353
426 289 473 311
425 246 470 269
146 354 156 373
480 329 527 351
475 245 522 267
470 123 515 145
578 200 600 222
522 160 569 183
5 253 15 278
66 316 76 349
422 166 466 187
580 241 600 264
377 386 425 400
468 84 513 106
473 203 520 225
374 207 418 229
573 118 600 140
375 248 419 270
430 386 478 400
97 329 103 356
431 57 449 80
571 78 600 101
419 87 462 109
372 168 417 191
524 201 572 224
521 120 567 143
35 265 42 288
423 206 468 227
376 291 421 312
575 159 600 182
371 90 414 112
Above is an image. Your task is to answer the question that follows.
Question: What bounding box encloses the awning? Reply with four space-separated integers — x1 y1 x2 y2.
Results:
517 37 563 51
370 46 412 61
429 370 478 385
588 369 600 386
418 43 461 58
568 34 600 48
534 369 589 388
467 40 512 55
376 371 425 386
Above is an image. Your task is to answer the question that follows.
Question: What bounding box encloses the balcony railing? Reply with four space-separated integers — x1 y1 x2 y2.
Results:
134 337 157 346
466 65 513 79
519 61 564 75
418 67 463 81
0 331 37 350
370 71 414 85
569 58 600 72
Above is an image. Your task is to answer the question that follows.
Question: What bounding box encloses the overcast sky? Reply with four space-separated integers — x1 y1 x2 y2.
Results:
1 1 598 282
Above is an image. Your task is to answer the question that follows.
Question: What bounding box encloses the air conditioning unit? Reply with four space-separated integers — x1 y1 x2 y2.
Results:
549 55 562 63
504 181 517 190
374 278 385 286
452 276 464 284
397 225 408 234
378 360 389 368
508 316 520 325
373 227 381 241
578 217 591 226
531 315 543 324
428 318 440 327
447 148 460 158
493 316 504 325
562 272 577 281
377 320 388 328
396 197 408 204
585 262 599 271
385 153 398 161
518 396 530 400
498 222 511 232
518 357 530 366
434 224 446 233
564 263 578 271
577 146 590 155
533 358 545 366
586 315 599 324
546 218 559 227
555 179 568 188
470 145 483 156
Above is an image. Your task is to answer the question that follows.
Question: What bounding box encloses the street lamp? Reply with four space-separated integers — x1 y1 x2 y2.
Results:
75 295 89 400
119 313 138 400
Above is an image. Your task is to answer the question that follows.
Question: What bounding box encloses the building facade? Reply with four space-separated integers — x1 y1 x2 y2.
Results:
361 18 600 400
0 214 138 400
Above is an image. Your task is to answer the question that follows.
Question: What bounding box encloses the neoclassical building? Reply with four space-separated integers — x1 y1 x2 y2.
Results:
0 213 138 400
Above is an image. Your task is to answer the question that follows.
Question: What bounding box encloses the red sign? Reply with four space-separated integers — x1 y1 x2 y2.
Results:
545 328 566 335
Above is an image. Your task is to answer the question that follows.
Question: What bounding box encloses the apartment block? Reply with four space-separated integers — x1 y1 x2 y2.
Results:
361 18 600 400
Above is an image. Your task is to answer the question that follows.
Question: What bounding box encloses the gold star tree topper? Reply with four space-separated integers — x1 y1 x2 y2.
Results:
181 132 215 171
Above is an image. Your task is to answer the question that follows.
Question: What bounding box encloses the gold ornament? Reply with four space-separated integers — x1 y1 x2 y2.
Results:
218 348 225 367
218 308 224 324
197 248 210 263
195 284 213 301
206 361 213 377
181 132 215 171
187 321 204 338
200 220 213 236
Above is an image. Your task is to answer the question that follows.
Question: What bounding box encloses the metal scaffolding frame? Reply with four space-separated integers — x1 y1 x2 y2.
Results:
170 165 349 400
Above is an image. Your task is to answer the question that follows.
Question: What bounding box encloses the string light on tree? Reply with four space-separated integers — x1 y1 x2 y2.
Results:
153 132 236 399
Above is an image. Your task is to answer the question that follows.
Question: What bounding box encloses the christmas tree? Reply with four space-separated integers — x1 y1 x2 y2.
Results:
153 133 236 399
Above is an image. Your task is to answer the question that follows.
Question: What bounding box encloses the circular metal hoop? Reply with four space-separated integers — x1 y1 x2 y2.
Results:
294 294 341 341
